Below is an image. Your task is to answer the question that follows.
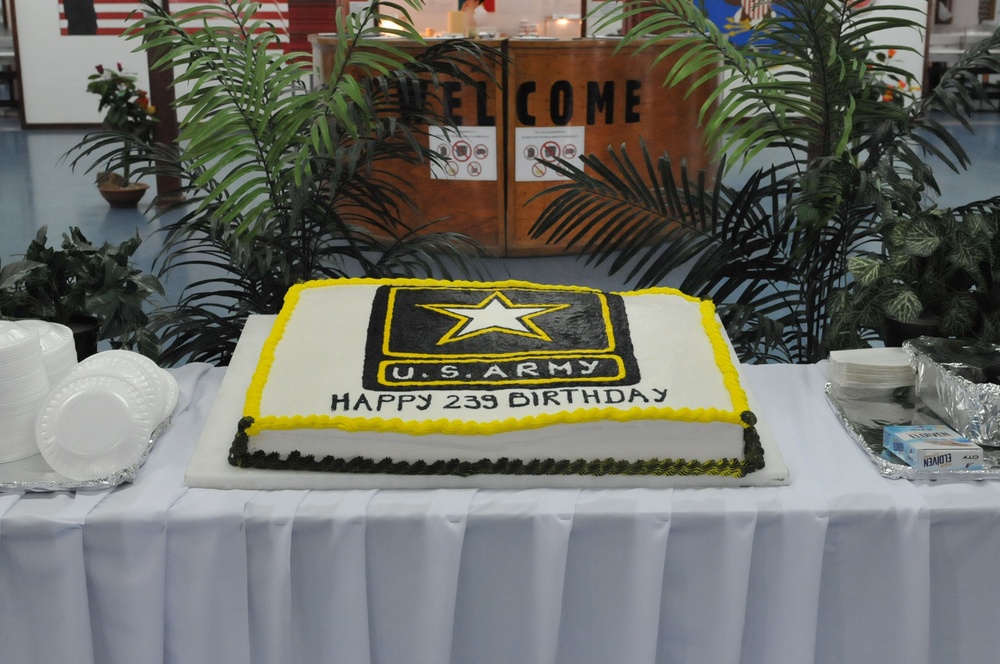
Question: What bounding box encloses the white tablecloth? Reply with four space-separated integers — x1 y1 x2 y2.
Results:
2 363 999 664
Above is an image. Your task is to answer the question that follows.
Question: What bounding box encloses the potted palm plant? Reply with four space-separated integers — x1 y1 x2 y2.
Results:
0 226 164 358
528 0 1000 362
73 63 158 207
72 0 502 365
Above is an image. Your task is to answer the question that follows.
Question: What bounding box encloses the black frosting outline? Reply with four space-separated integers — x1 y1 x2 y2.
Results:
362 286 640 391
228 412 765 478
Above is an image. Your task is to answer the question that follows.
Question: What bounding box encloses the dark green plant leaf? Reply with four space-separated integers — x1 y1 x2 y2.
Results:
883 289 923 322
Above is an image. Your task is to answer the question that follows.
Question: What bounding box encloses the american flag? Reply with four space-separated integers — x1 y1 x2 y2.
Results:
59 0 142 36
740 0 772 22
59 0 290 49
170 0 290 48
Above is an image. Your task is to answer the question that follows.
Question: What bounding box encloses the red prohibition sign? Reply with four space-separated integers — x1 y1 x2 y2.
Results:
541 141 561 161
452 140 472 161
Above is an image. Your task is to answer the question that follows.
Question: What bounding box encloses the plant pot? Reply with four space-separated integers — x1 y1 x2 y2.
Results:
64 314 100 360
98 182 150 208
882 314 942 347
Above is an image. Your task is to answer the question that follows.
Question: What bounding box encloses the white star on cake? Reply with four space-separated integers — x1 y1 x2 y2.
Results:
419 291 570 344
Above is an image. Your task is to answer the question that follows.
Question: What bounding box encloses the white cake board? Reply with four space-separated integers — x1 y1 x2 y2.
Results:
185 316 789 489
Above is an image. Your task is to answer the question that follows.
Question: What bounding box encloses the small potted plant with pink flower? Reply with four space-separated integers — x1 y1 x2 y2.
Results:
71 63 157 207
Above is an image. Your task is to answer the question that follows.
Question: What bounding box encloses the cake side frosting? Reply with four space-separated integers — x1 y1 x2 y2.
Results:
231 277 764 477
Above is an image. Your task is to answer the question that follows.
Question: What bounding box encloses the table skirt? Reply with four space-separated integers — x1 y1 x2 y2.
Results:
2 363 1000 664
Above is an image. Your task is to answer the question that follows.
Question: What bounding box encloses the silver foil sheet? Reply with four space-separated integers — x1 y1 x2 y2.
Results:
0 416 170 493
904 337 1000 448
825 383 1000 481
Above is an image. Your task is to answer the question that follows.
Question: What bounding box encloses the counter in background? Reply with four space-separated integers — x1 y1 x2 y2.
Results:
310 36 715 256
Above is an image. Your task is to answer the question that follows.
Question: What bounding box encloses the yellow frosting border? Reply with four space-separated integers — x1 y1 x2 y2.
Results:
245 277 749 437
378 354 627 388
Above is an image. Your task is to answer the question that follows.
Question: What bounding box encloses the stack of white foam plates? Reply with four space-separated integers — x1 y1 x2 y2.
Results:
829 347 915 398
15 319 78 386
35 373 154 481
72 350 178 426
0 321 51 463
34 349 178 481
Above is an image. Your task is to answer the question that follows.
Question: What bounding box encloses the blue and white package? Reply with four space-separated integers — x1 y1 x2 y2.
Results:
883 425 984 470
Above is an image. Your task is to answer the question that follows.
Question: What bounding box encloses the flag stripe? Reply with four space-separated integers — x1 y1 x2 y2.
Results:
286 1 337 53
168 1 289 48
741 0 771 21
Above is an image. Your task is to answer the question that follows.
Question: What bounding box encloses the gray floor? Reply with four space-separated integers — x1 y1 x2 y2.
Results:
0 113 643 306
2 111 1000 310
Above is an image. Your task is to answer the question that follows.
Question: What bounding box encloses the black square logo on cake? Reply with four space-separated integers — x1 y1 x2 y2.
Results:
362 284 641 390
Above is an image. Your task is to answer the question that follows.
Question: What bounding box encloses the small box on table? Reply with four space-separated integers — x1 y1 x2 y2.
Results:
883 425 984 470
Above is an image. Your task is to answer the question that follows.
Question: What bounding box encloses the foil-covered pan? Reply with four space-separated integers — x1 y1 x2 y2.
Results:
0 416 170 493
904 337 1000 448
825 383 1000 480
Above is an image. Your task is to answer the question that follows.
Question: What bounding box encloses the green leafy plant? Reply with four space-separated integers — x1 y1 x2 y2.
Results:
0 226 164 356
829 202 1000 346
76 63 158 188
75 0 503 365
530 0 1000 362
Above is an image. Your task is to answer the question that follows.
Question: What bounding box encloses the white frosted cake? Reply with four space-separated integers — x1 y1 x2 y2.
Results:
228 278 764 478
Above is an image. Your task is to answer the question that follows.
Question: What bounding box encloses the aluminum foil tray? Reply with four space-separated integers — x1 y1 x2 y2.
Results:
825 383 1000 480
903 337 1000 448
0 417 170 493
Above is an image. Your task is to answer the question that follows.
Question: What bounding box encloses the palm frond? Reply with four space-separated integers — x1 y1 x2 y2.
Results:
118 0 502 365
535 0 1000 361
532 142 806 361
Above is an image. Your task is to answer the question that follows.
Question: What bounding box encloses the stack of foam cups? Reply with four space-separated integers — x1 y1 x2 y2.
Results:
16 320 78 386
0 321 52 463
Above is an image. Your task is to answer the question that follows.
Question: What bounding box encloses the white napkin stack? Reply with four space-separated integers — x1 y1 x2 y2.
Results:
829 347 915 387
